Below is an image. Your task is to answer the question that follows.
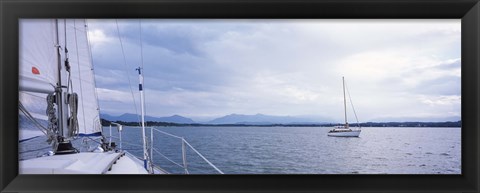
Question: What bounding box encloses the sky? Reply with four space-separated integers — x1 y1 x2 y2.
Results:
86 19 461 123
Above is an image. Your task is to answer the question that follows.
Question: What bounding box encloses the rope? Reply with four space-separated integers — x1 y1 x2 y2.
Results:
345 81 360 127
46 93 59 147
115 19 142 126
67 93 79 137
64 19 71 74
61 19 80 138
64 19 73 94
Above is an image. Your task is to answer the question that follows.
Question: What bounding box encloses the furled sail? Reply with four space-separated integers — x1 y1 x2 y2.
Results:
19 19 102 139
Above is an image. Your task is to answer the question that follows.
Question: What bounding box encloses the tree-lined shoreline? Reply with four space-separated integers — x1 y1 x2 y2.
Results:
101 119 461 128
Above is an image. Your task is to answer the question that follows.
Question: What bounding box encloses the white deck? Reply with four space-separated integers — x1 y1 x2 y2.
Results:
19 151 162 174
106 152 150 174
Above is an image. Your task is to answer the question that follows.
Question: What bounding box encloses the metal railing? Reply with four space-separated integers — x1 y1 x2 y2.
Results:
150 127 224 174
107 124 224 174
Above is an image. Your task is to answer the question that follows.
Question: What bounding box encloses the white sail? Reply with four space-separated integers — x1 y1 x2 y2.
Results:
58 19 102 136
19 19 58 94
19 19 102 137
19 19 58 140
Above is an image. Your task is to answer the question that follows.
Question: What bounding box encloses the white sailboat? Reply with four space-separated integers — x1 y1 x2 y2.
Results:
18 19 155 174
328 77 361 137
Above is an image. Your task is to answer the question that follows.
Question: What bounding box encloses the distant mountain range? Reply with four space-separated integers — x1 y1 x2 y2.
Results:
101 113 329 125
206 113 328 125
101 113 461 125
100 113 195 124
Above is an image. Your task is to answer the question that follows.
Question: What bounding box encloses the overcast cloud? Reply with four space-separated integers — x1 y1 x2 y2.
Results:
87 19 461 123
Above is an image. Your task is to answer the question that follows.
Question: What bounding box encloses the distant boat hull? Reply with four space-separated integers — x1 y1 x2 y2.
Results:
327 129 361 137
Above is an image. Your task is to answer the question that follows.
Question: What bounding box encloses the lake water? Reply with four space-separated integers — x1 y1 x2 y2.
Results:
19 126 461 174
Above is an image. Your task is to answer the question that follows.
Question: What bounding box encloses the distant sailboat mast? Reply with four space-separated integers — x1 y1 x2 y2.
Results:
343 76 348 128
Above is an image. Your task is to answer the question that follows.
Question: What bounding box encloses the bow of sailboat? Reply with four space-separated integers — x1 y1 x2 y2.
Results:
18 18 150 174
19 19 223 174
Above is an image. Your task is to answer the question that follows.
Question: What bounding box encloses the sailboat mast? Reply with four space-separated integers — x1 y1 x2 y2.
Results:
55 19 67 138
343 76 347 126
137 67 149 172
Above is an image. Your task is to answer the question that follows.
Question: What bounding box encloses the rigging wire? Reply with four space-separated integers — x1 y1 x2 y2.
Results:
115 19 141 126
19 102 48 136
150 127 224 174
345 81 360 127
152 147 185 169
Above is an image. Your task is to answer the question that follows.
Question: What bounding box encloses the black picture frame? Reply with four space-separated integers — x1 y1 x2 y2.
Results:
1 0 479 192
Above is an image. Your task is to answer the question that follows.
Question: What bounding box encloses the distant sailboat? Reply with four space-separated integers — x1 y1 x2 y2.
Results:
328 77 361 137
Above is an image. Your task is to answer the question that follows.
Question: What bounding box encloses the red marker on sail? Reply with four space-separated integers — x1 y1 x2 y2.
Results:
32 67 40 75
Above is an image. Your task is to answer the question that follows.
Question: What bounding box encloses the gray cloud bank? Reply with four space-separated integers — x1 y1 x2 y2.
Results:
88 19 461 123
